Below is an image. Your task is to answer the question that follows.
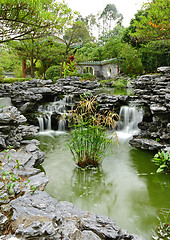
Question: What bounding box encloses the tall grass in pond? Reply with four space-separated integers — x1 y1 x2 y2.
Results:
68 95 119 167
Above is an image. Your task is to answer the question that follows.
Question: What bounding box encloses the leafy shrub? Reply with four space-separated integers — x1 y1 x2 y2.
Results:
112 78 127 88
45 65 61 82
68 95 119 168
0 78 32 84
120 43 143 77
62 61 78 78
0 66 4 81
152 150 170 173
80 73 96 81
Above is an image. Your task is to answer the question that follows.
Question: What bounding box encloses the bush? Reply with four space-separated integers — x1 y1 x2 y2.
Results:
112 78 127 88
120 43 143 77
0 78 32 84
152 150 170 173
80 73 96 81
68 95 119 168
0 66 4 81
45 65 61 82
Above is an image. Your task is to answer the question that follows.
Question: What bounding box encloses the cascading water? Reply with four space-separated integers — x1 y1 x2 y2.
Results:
117 104 143 141
37 95 74 133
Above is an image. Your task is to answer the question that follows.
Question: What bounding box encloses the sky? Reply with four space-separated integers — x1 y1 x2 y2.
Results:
64 0 150 27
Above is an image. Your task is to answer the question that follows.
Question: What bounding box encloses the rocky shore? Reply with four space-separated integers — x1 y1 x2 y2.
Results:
0 107 142 239
0 66 169 239
129 66 170 151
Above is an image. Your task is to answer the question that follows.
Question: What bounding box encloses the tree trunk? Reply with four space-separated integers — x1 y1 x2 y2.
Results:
30 56 34 78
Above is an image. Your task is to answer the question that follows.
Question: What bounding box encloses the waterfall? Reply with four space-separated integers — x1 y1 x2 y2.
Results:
117 104 143 140
37 95 74 133
37 116 44 131
58 116 67 132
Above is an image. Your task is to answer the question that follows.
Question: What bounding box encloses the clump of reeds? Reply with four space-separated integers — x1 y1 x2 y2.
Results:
68 95 119 168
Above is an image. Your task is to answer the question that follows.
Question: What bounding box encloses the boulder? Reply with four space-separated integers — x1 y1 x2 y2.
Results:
9 191 143 240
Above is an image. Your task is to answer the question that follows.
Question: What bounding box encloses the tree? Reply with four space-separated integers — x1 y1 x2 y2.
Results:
59 21 92 77
0 0 51 42
8 37 65 78
130 0 170 42
119 43 143 77
2 0 75 77
99 4 123 33
0 0 74 43
140 40 170 73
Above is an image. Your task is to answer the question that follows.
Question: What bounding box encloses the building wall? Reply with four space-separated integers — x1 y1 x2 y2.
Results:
77 63 118 79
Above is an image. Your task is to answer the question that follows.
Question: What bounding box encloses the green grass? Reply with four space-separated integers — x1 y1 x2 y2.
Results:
0 78 33 84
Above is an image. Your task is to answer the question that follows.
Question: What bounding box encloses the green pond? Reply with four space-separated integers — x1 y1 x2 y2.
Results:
36 130 170 240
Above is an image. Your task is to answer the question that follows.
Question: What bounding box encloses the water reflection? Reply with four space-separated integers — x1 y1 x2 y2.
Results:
95 87 134 96
37 132 170 240
70 167 117 213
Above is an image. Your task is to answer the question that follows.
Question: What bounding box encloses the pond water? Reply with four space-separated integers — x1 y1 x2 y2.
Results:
95 87 134 96
36 128 170 240
0 97 12 107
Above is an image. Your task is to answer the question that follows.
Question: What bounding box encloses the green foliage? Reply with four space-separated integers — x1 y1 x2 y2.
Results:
153 208 170 239
0 0 74 43
62 61 78 78
68 96 119 167
120 43 143 77
80 73 96 81
112 77 127 88
0 66 4 81
0 48 21 72
76 43 103 62
102 39 123 59
130 0 170 42
140 40 170 73
45 65 61 82
152 150 170 173
0 147 37 202
0 78 32 83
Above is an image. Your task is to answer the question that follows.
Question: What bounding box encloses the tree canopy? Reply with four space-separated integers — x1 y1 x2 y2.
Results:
0 0 74 43
130 0 170 42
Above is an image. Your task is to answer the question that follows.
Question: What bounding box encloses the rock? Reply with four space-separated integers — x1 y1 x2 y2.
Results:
18 125 39 139
150 104 167 113
82 230 101 240
27 172 49 191
0 106 26 125
0 212 8 233
129 137 164 150
157 66 170 74
9 191 142 240
0 137 6 149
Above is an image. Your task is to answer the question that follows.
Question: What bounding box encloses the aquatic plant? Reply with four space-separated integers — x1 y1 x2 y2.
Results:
152 150 170 173
68 95 119 167
152 208 170 240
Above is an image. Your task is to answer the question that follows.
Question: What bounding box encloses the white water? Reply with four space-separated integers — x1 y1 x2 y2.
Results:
117 104 143 141
37 95 74 133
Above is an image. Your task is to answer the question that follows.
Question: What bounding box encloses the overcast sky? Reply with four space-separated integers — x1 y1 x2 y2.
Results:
64 0 150 27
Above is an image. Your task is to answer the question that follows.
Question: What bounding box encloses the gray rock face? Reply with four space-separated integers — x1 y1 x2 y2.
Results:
0 78 101 113
0 106 38 149
9 191 143 240
157 66 170 74
130 67 170 150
